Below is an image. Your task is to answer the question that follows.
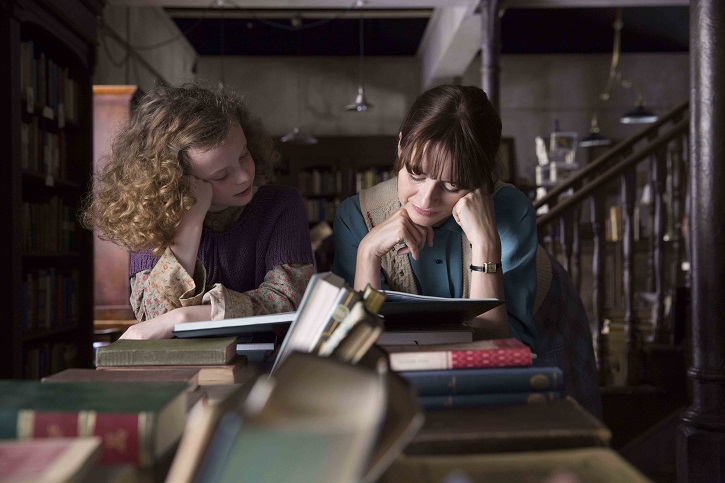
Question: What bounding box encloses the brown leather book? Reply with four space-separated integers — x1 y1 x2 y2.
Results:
405 396 610 455
97 356 248 386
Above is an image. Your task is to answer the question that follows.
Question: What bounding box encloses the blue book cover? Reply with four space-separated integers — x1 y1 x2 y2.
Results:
399 366 563 396
419 390 563 410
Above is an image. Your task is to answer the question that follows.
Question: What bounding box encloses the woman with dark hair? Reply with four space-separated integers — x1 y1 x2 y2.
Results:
332 85 538 348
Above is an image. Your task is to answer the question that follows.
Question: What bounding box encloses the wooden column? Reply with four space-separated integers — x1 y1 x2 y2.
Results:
677 0 725 480
479 0 501 111
92 86 137 323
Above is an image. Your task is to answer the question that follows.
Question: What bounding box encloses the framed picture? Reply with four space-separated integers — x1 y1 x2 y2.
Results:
549 131 578 164
498 137 517 183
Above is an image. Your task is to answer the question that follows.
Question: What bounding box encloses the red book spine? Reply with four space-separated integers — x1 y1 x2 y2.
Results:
22 411 145 465
449 348 531 368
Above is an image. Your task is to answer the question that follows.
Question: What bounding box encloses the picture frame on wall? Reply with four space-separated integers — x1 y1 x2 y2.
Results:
498 137 517 184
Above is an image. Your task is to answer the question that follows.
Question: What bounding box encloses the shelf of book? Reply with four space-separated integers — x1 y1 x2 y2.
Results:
2 0 102 378
277 135 397 224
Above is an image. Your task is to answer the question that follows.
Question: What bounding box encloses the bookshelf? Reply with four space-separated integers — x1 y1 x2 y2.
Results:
276 135 398 225
1 0 102 378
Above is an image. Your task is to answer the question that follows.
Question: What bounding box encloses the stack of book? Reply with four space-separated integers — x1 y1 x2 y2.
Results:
164 272 426 483
172 272 389 369
384 338 565 410
0 378 189 473
94 336 247 385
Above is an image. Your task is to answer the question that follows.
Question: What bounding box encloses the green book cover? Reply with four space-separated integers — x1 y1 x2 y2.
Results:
0 380 188 466
95 337 237 367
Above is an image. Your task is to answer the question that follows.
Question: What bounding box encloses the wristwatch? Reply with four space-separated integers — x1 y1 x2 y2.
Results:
469 262 502 273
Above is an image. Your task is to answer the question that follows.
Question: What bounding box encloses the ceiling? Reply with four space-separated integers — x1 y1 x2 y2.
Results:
108 0 689 88
165 5 688 57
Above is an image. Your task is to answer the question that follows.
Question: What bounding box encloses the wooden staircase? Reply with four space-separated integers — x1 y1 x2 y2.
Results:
533 101 690 481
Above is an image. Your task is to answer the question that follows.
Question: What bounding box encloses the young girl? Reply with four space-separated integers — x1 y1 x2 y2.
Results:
332 85 538 348
82 83 314 339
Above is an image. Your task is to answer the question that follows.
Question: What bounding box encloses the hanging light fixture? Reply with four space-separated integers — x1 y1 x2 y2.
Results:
346 5 373 112
580 114 612 148
281 20 318 145
583 8 657 140
620 101 658 124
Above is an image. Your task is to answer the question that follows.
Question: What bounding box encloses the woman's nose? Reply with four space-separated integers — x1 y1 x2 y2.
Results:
419 180 439 206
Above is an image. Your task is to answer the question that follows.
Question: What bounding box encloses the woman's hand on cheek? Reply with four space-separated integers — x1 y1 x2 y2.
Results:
452 188 499 249
361 205 433 260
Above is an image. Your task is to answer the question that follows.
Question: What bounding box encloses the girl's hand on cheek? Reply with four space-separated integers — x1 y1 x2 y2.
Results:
452 188 499 249
361 205 433 260
186 175 213 220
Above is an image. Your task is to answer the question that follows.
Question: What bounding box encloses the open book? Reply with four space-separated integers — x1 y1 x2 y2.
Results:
380 290 504 326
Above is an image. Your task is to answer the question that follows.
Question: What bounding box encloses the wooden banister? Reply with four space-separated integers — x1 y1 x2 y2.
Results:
534 100 690 388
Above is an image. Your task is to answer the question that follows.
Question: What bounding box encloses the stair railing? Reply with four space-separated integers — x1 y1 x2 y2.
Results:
534 100 689 387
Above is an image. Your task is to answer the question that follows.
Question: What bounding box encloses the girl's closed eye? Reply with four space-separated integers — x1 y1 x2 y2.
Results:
212 171 229 181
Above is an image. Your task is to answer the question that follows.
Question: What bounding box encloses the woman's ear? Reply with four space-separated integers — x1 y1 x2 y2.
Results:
397 132 402 157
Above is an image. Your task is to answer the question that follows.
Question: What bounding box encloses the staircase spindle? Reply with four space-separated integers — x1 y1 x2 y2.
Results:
591 194 611 385
651 148 669 344
571 206 581 292
621 170 643 384
559 210 573 273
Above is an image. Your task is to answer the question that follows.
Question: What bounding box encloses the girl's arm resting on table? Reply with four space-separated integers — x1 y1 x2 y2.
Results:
205 263 314 319
123 263 314 340
130 247 206 322
120 305 212 340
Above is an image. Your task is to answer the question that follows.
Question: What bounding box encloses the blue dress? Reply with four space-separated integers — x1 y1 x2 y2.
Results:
332 184 538 350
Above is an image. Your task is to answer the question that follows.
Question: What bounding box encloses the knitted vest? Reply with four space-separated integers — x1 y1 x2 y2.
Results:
129 185 314 292
357 177 510 297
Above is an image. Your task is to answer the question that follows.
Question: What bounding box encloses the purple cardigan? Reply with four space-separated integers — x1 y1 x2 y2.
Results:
129 185 314 293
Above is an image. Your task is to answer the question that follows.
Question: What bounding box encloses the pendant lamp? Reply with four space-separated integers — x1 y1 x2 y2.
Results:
580 114 612 148
346 10 373 112
281 25 318 144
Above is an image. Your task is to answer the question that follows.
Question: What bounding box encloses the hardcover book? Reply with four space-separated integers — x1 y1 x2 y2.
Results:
405 396 611 455
42 367 201 391
380 290 503 325
377 325 474 346
381 448 649 483
384 338 532 372
0 380 188 467
0 437 101 483
97 356 248 386
270 272 349 373
95 337 237 367
399 366 564 396
194 352 387 483
173 311 295 339
418 390 563 410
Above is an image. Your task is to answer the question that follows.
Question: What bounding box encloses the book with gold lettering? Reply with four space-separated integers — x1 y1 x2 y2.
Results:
0 380 187 467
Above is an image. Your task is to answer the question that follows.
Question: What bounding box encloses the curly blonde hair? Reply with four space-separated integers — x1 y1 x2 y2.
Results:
81 82 278 256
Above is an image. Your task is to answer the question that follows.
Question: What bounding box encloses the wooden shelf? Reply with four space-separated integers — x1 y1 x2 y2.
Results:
2 0 102 379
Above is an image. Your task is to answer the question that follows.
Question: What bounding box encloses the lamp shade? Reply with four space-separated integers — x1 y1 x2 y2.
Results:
579 131 612 148
280 127 318 145
346 85 373 112
620 104 658 124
